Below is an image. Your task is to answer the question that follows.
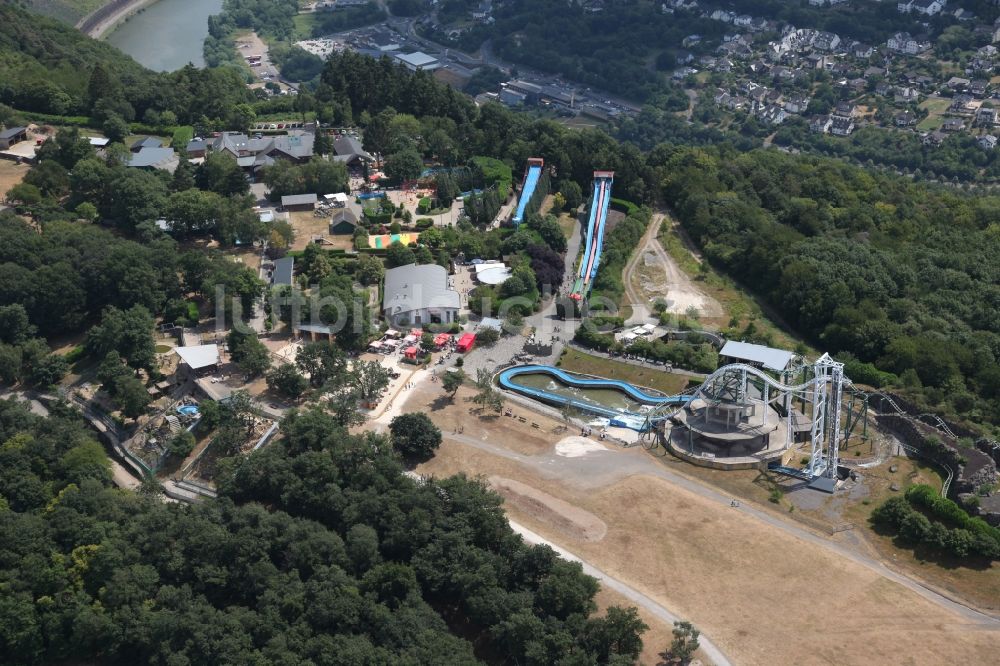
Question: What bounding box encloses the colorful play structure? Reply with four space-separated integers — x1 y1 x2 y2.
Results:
368 232 419 249
570 170 614 301
512 157 544 226
497 364 692 430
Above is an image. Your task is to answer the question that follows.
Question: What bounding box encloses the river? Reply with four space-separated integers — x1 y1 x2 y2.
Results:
105 0 223 72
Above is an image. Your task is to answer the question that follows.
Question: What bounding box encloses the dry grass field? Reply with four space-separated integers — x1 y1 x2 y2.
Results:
403 380 1000 665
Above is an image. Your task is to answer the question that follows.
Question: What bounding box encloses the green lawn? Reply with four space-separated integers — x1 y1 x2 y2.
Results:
557 348 693 395
292 13 318 41
917 97 950 131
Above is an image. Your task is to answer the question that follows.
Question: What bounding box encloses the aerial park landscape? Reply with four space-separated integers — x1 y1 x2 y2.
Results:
1 0 1000 663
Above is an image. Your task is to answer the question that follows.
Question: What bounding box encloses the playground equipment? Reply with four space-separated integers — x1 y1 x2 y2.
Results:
497 364 692 430
570 170 614 301
512 158 544 226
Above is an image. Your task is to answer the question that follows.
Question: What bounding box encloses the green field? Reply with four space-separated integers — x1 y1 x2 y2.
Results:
917 97 950 131
557 348 693 395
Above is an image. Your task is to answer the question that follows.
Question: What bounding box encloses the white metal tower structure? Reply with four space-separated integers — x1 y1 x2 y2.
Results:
812 353 845 481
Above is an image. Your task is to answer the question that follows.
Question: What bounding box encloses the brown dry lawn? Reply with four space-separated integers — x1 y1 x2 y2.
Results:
288 210 332 251
0 160 29 197
403 381 1000 666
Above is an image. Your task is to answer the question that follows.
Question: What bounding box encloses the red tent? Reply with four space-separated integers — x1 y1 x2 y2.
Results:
456 333 475 353
433 333 452 348
404 346 418 359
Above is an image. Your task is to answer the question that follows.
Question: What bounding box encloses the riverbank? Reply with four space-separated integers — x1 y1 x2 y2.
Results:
78 0 160 39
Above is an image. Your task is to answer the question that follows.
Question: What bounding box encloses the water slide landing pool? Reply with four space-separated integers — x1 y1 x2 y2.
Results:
498 365 692 430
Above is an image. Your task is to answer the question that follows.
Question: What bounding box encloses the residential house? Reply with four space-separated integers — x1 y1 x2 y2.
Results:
895 86 920 103
895 110 918 126
810 115 833 133
733 15 752 28
682 34 702 48
975 107 999 126
922 130 947 146
830 115 855 136
813 32 841 52
748 17 769 32
898 0 945 16
783 94 810 114
834 102 857 118
185 138 208 158
675 50 694 65
946 76 971 91
710 9 735 22
970 81 989 98
941 118 966 132
849 42 875 59
756 104 787 125
948 94 979 116
977 134 997 149
875 81 895 97
887 32 930 55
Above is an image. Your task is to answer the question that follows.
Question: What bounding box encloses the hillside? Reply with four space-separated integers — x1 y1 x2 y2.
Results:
0 3 250 123
23 0 107 25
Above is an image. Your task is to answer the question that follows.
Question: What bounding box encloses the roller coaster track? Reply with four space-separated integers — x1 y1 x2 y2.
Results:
860 390 959 497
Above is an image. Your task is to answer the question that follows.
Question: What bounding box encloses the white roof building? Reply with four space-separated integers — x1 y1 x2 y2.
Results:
719 341 795 372
382 263 460 327
396 51 440 71
174 345 220 370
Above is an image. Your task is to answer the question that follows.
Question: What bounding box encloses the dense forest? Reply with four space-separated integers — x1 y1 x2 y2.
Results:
0 399 649 663
0 4 251 125
656 146 1000 430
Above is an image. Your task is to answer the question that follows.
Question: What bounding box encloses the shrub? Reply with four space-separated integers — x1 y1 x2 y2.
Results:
415 218 434 229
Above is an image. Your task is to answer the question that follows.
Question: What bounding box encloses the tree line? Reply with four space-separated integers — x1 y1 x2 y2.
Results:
0 398 652 664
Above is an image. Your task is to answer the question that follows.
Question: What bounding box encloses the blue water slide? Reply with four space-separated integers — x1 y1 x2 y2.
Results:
577 178 603 280
497 365 693 429
512 163 543 225
587 179 613 281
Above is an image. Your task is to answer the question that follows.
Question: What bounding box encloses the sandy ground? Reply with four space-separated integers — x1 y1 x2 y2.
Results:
402 380 1000 666
624 212 723 322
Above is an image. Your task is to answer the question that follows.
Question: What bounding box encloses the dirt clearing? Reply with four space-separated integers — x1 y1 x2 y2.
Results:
488 476 607 542
625 212 723 322
0 160 29 198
